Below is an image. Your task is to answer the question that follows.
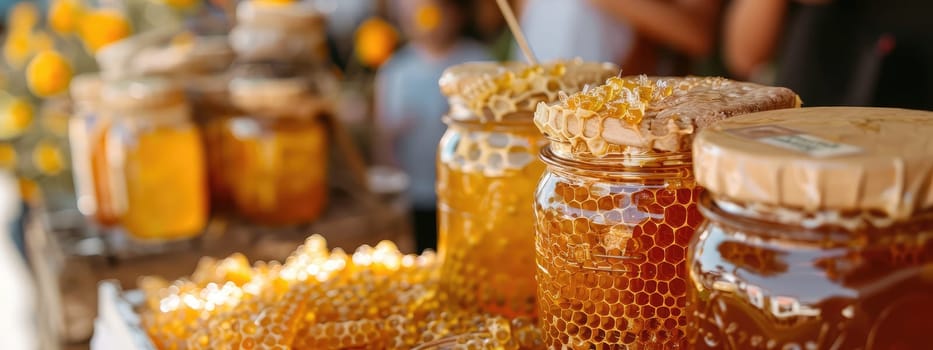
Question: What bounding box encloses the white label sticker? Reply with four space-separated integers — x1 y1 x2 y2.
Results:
726 125 862 157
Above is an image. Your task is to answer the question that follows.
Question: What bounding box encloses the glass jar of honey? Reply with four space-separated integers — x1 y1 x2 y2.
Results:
69 73 119 226
103 78 208 240
223 75 330 225
189 74 238 211
437 60 618 318
533 76 799 348
688 107 933 349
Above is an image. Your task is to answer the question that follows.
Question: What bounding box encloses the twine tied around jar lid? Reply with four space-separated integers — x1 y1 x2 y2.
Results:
228 75 330 119
101 77 187 112
694 107 933 224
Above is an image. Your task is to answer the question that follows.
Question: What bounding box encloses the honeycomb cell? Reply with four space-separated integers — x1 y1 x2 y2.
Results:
535 159 701 349
437 122 546 318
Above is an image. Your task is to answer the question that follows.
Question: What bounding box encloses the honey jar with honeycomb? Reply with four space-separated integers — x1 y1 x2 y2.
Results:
688 107 933 349
533 76 799 348
436 60 618 318
221 72 332 225
69 73 119 226
103 78 208 240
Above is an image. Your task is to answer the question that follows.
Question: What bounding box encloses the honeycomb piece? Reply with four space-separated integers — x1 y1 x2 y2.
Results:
534 76 800 156
144 235 485 350
440 60 618 123
206 284 309 350
536 175 703 349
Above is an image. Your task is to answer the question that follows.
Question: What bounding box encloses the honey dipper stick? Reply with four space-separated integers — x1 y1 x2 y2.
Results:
495 0 538 65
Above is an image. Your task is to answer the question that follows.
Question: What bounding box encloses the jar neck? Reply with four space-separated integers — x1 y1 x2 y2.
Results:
700 192 933 243
443 114 539 132
540 142 693 181
111 103 191 126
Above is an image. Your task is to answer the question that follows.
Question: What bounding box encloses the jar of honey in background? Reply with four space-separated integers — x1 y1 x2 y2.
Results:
189 74 238 212
533 76 799 348
436 60 618 318
103 78 208 240
69 73 119 227
689 107 933 349
223 74 331 225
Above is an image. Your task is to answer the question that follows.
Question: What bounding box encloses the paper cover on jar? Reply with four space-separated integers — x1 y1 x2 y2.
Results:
693 107 933 221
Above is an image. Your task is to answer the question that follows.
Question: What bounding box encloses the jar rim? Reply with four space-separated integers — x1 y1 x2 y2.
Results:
699 192 933 239
539 144 693 181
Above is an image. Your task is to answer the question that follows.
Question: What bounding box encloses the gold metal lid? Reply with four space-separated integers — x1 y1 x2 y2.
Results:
439 59 618 123
694 107 933 221
101 77 186 112
534 76 800 157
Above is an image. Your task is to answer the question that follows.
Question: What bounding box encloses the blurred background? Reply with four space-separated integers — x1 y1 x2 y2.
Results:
0 0 931 348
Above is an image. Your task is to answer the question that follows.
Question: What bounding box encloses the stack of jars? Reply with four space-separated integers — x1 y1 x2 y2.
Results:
67 0 335 240
216 0 335 225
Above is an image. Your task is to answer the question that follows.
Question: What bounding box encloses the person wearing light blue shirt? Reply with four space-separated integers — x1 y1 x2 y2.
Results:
374 0 491 251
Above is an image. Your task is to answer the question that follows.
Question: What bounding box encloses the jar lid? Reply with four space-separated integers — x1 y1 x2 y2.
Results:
102 77 186 111
439 59 618 123
70 73 103 103
694 107 933 221
229 76 325 118
235 0 323 28
534 76 800 157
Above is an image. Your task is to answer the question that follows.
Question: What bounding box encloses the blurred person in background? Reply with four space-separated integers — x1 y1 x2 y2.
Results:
724 0 933 109
516 0 720 75
374 0 491 252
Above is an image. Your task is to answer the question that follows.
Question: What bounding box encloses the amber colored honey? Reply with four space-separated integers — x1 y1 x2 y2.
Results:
224 116 328 225
117 124 208 240
535 146 701 349
141 237 547 350
688 196 933 350
89 119 120 226
202 115 235 210
437 120 546 318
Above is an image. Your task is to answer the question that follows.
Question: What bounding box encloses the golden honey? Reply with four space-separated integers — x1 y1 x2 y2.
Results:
437 119 546 318
688 107 933 349
140 235 547 350
103 78 208 240
225 76 330 225
436 60 618 318
535 147 699 349
533 75 799 349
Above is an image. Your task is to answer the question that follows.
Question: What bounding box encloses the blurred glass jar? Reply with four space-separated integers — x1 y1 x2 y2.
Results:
222 74 331 225
189 74 238 211
69 74 119 227
103 78 208 240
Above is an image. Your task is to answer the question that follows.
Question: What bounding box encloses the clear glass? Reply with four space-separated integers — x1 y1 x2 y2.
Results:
688 195 933 349
69 104 119 226
223 115 328 225
535 144 701 349
437 118 546 318
107 105 208 240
